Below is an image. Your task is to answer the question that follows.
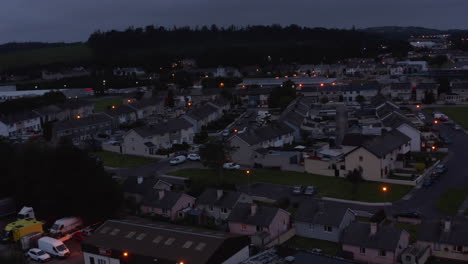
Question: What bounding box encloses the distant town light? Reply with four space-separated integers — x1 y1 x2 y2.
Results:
234 129 238 133
434 120 439 124
382 186 388 192
332 82 336 86
76 115 81 119
123 252 129 257
246 170 251 175
320 83 325 87
219 82 225 87
64 85 67 88
127 99 131 103
112 105 116 109
431 146 436 150
416 104 421 108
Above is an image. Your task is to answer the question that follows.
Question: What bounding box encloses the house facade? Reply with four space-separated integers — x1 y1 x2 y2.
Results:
140 190 195 221
0 111 42 138
196 189 252 223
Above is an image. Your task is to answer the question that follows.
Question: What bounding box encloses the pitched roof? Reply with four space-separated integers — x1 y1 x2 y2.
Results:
381 112 416 129
186 104 219 121
227 203 281 227
341 222 404 251
53 113 111 131
295 200 353 227
132 118 193 137
142 190 184 209
122 176 158 195
361 129 411 158
83 218 250 264
341 133 377 147
0 111 40 125
105 105 137 117
197 189 242 209
33 105 63 116
417 218 468 246
233 122 294 146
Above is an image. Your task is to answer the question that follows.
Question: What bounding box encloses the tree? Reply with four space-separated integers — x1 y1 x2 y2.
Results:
346 168 363 195
199 140 236 185
423 90 436 104
355 95 365 104
166 90 175 108
320 96 329 104
268 80 296 109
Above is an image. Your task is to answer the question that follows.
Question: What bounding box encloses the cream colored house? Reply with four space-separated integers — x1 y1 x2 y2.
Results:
344 130 411 182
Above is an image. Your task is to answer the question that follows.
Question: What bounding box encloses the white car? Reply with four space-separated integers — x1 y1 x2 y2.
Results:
27 248 51 262
187 154 201 161
222 130 230 137
304 186 316 195
455 125 462 130
169 155 187 165
223 162 240 170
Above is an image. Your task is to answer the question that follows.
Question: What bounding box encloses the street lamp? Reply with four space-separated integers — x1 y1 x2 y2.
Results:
382 186 388 192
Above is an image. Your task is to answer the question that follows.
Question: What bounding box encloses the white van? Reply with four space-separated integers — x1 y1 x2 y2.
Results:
38 237 70 258
50 217 83 236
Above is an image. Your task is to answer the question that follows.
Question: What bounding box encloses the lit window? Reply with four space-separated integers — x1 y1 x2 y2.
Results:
242 224 247 230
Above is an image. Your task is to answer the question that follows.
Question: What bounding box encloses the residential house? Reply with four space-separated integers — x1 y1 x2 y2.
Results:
235 87 271 108
295 200 355 242
387 83 414 101
33 105 68 124
227 203 290 247
451 82 468 102
52 113 113 144
344 129 411 181
196 189 252 223
127 98 164 119
182 103 222 132
82 218 250 264
103 105 138 125
58 99 94 120
113 67 146 76
341 84 380 103
123 176 191 204
416 217 468 262
342 222 409 264
0 111 42 138
381 112 421 152
416 83 439 102
140 190 195 221
229 122 294 166
122 118 194 157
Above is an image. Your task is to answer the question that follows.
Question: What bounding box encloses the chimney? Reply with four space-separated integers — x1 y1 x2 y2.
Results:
370 222 378 236
158 190 165 200
444 217 451 233
137 176 143 184
251 203 258 216
216 189 223 200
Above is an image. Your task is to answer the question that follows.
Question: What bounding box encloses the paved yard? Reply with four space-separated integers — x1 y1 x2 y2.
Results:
425 107 468 129
170 168 412 202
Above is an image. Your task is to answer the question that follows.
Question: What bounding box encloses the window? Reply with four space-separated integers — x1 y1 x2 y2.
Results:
324 226 332 232
221 208 228 214
90 257 95 264
453 245 463 252
162 208 168 214
434 243 441 251
309 224 314 230
242 224 247 230
359 156 363 162
256 225 261 231
98 260 106 264
187 202 191 207
378 250 386 257
360 247 366 254
209 205 214 211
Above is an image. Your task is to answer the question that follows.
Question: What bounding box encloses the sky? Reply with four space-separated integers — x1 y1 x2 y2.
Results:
1 0 467 43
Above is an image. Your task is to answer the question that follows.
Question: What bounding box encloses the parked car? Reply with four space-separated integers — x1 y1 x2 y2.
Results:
187 154 201 161
170 155 187 165
292 185 304 195
27 248 51 263
394 210 421 219
304 186 316 195
454 125 462 131
71 231 89 242
173 151 188 157
223 162 240 170
422 178 433 187
434 164 447 175
222 130 230 137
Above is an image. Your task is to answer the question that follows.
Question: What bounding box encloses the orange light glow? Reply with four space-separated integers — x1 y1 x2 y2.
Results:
299 84 303 87
246 170 251 174
431 146 436 150
320 83 325 87
219 82 225 87
332 82 336 86
434 120 438 124
128 99 131 103
234 129 238 133
111 105 116 109
76 115 81 119
382 186 388 192
187 102 193 107
123 252 129 257
416 104 421 108
178 262 185 264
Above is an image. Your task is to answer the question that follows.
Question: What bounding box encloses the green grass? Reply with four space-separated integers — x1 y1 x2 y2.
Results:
435 187 468 216
394 223 420 244
93 97 123 112
169 169 412 202
92 151 157 168
0 44 92 70
425 107 468 130
287 236 340 255
356 216 371 222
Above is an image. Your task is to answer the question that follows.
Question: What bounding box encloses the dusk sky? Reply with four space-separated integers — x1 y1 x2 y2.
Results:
1 0 467 43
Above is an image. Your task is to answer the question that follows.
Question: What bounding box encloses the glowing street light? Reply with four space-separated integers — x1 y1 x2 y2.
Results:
245 170 251 175
123 252 129 257
382 186 388 192
111 105 116 109
416 104 421 109
431 146 437 151
434 120 439 124
76 115 81 119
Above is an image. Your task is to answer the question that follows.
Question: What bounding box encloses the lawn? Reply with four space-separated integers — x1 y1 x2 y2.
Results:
394 223 420 244
435 187 468 216
169 169 412 202
286 236 340 255
0 44 92 70
93 97 123 112
92 151 157 168
425 107 468 130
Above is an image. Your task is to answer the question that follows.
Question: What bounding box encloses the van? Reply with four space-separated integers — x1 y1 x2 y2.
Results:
50 217 83 237
38 237 70 258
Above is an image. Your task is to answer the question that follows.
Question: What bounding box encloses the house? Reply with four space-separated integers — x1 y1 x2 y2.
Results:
227 203 290 247
59 100 94 120
127 98 164 119
196 189 252 223
123 176 191 204
295 200 355 242
341 84 380 103
52 113 113 144
451 82 468 101
341 222 409 264
229 122 295 166
0 111 42 138
33 105 68 124
253 149 303 171
182 103 222 132
344 129 411 181
387 83 413 101
416 217 468 262
235 87 271 107
113 67 146 76
103 105 138 125
416 83 439 102
381 112 421 152
140 190 195 221
122 118 194 157
82 218 250 264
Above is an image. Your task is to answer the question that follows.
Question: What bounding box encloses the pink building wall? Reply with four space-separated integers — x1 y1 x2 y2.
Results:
140 194 195 220
228 209 290 239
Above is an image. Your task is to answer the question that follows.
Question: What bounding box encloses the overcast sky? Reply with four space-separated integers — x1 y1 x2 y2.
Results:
1 0 467 43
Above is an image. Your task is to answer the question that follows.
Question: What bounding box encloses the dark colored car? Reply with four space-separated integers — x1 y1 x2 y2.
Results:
423 178 433 187
71 231 89 242
394 210 421 219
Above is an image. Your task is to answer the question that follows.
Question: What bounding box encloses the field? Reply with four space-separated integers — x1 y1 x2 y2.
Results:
92 151 157 168
286 236 340 255
0 44 92 70
170 169 412 202
435 187 468 216
93 97 124 112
